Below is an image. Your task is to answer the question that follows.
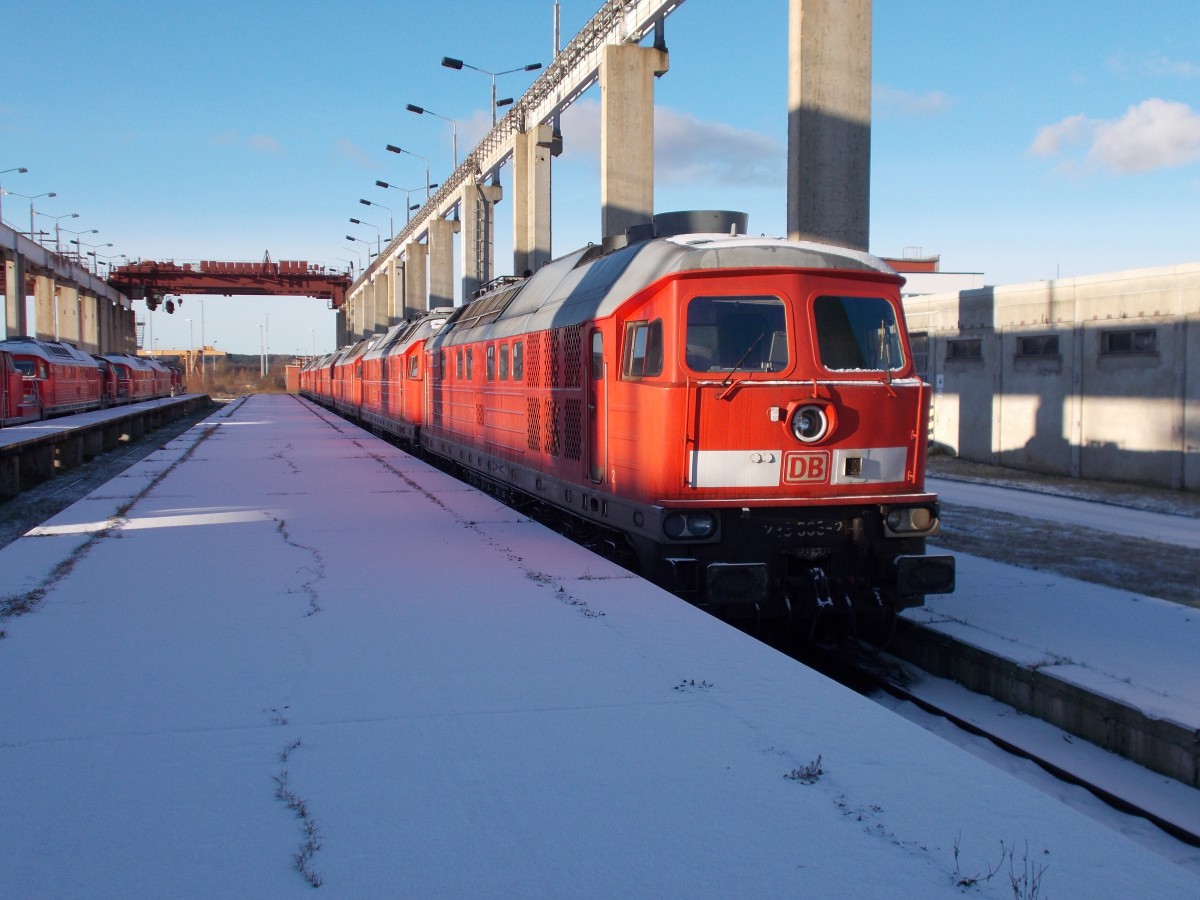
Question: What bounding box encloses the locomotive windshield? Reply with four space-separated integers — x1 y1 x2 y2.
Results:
685 296 788 373
814 296 905 371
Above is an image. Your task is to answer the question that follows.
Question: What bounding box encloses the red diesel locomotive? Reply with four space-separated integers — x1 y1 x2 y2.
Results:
302 214 954 625
0 338 177 425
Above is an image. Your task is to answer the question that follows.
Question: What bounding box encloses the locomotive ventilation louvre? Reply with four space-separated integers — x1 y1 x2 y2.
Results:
523 326 584 462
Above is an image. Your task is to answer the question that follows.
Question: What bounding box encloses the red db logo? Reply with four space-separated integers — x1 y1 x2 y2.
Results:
783 451 830 484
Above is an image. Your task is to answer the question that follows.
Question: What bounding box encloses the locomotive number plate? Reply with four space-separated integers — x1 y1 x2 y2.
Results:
761 520 846 540
782 450 830 485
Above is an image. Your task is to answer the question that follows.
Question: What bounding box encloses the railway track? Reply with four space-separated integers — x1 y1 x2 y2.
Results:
793 638 1200 852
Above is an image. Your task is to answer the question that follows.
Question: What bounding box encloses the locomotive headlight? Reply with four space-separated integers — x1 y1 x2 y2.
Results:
791 404 829 443
663 512 717 540
884 506 938 536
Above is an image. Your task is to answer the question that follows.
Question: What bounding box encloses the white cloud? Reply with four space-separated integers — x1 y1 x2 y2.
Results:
333 138 379 170
873 85 953 117
248 134 283 155
1030 99 1200 174
559 100 783 187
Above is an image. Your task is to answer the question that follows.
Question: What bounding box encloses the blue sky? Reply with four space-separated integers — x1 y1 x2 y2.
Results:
3 0 1197 354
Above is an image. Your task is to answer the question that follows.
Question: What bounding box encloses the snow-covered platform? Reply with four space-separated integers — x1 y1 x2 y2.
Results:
1 394 1196 897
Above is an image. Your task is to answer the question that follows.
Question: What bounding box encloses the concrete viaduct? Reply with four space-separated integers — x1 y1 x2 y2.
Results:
338 0 872 345
2 220 135 353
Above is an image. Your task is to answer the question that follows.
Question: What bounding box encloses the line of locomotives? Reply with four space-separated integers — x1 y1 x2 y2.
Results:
301 212 955 632
0 336 182 427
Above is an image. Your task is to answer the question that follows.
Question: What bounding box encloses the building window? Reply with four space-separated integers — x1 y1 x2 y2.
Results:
1101 328 1157 355
1016 335 1059 358
946 338 982 360
910 332 929 381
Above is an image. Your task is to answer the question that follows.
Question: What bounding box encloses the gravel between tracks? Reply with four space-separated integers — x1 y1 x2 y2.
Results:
0 401 224 551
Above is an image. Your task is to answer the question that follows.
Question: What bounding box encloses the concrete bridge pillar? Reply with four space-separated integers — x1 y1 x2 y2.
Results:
373 270 390 334
347 285 365 341
388 257 402 323
34 274 56 340
786 0 872 251
120 303 136 353
460 182 503 301
335 306 348 348
363 279 377 337
80 293 99 353
600 43 668 242
428 218 459 308
4 255 29 338
404 241 428 317
514 124 554 275
58 284 81 347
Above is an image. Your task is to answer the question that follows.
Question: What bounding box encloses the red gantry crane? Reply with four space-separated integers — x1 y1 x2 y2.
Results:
109 253 351 312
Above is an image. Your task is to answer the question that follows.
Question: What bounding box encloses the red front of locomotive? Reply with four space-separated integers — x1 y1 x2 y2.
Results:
598 264 954 619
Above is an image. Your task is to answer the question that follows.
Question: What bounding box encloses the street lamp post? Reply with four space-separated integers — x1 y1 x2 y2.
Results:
61 228 98 262
385 145 433 199
440 56 542 127
345 235 376 263
70 240 113 272
0 166 28 224
404 104 459 169
348 217 382 255
376 180 439 222
32 210 79 253
186 318 194 376
359 198 393 239
2 189 57 238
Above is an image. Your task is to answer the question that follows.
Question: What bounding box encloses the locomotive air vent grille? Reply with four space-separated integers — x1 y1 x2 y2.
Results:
476 402 485 427
527 334 543 388
549 329 562 388
563 325 583 389
526 397 542 451
545 397 561 457
564 397 582 461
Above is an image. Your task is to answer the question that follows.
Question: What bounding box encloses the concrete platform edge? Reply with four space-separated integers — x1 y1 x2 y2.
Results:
892 618 1200 789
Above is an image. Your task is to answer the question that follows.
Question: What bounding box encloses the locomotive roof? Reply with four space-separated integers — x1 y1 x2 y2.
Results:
361 307 455 361
433 233 900 345
0 337 100 367
102 353 158 372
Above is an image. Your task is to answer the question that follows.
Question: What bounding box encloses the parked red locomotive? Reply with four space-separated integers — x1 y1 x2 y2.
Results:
302 213 954 626
0 338 177 425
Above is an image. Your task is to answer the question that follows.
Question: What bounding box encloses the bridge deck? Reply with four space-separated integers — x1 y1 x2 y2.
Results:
0 394 1194 895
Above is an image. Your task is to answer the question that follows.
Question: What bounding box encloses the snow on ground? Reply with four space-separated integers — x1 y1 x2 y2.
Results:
1 394 1198 897
929 477 1200 549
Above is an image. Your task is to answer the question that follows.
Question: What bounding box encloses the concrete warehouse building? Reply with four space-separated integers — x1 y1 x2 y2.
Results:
898 261 1200 492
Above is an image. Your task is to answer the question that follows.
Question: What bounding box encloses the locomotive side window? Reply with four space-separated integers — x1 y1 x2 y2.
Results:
685 296 787 373
408 355 419 379
499 343 510 380
486 345 496 381
466 348 474 380
456 349 464 380
814 296 905 371
623 319 663 378
512 340 524 380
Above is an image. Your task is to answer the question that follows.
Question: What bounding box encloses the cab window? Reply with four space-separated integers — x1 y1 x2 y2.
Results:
686 296 788 373
814 296 904 371
408 355 419 379
623 319 663 378
512 340 524 380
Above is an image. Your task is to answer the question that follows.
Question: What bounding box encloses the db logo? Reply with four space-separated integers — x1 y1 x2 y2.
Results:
783 450 830 484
